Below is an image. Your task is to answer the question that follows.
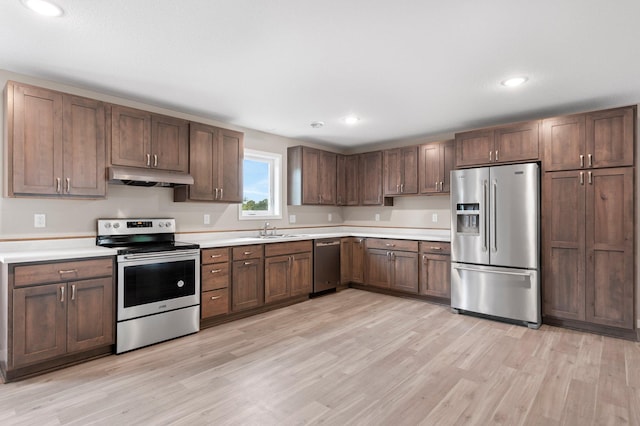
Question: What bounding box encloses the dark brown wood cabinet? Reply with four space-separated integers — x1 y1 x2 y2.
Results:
201 247 230 319
383 146 418 196
543 168 634 330
340 237 365 284
231 245 264 312
455 121 539 168
264 241 312 303
337 154 359 206
419 242 451 300
8 258 114 376
174 123 243 203
111 105 189 173
288 146 337 205
6 81 106 198
543 106 635 171
364 239 419 293
359 151 388 205
419 140 454 194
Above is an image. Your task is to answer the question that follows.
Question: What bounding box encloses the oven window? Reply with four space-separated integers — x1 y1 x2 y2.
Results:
123 259 196 308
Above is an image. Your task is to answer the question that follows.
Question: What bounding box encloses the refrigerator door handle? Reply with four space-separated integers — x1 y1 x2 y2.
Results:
492 180 498 253
453 264 532 278
482 180 488 252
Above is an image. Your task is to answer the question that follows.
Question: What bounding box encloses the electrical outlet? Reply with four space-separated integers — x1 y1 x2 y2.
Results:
328 213 332 222
432 213 438 223
204 214 210 225
34 213 46 228
375 213 380 221
289 214 296 224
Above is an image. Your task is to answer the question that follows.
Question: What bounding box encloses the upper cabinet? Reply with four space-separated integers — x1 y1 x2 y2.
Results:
359 151 391 206
287 146 337 205
174 123 244 203
337 154 359 206
110 105 189 173
419 140 454 194
6 81 106 198
383 146 418 196
543 106 635 171
455 121 540 168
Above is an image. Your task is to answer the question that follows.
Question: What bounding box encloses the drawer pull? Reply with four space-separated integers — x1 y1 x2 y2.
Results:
58 269 78 275
210 254 222 258
429 246 442 251
244 261 253 266
210 269 222 274
243 251 252 255
210 296 222 300
385 243 395 247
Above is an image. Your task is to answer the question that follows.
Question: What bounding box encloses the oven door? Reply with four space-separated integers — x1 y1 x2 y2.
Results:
117 250 200 321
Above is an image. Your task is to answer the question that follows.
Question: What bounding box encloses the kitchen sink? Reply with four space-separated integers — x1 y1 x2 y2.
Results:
240 234 309 239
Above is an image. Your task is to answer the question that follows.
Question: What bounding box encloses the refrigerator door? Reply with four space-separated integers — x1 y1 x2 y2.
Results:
450 167 490 265
489 163 539 269
451 262 540 327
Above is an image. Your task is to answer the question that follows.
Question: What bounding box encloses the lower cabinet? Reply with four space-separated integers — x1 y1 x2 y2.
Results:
231 245 264 312
341 237 365 284
264 241 313 304
7 258 114 376
419 242 451 300
201 247 230 319
364 239 419 293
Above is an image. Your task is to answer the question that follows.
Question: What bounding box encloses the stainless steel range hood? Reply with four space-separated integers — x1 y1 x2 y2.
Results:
108 166 194 187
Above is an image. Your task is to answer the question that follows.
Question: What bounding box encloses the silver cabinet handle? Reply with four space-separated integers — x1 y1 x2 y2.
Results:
220 188 223 199
588 171 592 185
435 181 438 191
243 251 252 255
210 254 222 258
429 246 442 251
153 154 158 167
58 269 78 275
60 286 65 302
244 261 253 266
146 153 151 167
210 269 222 274
580 171 584 185
385 243 395 247
588 154 593 167
580 154 584 168
396 184 399 193
400 183 404 193
65 177 70 193
210 296 221 300
56 177 61 193
214 188 219 199
489 151 492 162
495 150 499 161
71 284 76 301
422 254 428 264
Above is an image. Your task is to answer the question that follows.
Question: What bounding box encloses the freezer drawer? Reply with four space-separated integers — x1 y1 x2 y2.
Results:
451 262 540 327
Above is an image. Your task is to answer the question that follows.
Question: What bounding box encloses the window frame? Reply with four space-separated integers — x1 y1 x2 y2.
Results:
238 149 282 220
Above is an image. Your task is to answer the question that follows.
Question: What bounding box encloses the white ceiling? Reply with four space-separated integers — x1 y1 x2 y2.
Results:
2 0 640 149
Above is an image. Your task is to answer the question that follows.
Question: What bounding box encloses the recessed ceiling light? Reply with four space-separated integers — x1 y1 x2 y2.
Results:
344 115 360 125
21 0 64 17
310 121 325 129
501 76 528 87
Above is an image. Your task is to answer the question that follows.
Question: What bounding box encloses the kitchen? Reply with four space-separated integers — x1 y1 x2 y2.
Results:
1 0 640 424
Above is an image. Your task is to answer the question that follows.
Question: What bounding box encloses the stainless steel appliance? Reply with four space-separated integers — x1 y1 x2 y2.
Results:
96 218 200 353
450 163 541 328
313 238 341 293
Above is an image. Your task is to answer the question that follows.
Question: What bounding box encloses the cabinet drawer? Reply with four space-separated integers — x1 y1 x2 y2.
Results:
201 288 229 318
14 258 113 287
365 238 418 252
201 247 230 264
265 240 313 257
232 245 263 260
419 241 451 254
201 262 230 291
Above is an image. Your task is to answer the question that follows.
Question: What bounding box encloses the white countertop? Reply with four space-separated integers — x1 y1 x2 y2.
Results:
0 226 449 263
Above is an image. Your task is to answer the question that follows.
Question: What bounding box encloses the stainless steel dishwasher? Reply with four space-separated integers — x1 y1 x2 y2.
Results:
313 238 341 293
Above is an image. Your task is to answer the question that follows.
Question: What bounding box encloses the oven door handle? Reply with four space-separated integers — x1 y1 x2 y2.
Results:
120 250 200 262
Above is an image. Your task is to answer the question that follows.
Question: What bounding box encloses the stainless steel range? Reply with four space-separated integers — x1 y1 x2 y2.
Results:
96 218 200 353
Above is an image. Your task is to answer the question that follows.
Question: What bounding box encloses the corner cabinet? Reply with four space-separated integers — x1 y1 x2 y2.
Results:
174 123 244 203
6 81 106 198
419 140 454 194
4 257 114 381
337 154 359 205
359 151 391 206
288 146 337 205
110 105 189 173
364 239 419 293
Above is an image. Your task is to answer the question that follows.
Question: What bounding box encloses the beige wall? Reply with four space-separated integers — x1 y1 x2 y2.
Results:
0 69 449 240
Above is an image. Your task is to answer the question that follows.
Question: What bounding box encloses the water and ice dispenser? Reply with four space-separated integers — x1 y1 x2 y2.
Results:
455 203 480 235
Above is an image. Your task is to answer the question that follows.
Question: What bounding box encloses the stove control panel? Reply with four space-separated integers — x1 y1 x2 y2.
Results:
97 218 175 236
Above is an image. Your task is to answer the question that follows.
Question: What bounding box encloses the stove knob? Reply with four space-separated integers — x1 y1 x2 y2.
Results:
165 222 172 228
104 223 111 228
158 223 164 228
113 223 120 229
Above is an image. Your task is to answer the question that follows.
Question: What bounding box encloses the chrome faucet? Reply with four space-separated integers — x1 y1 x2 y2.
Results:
260 221 270 236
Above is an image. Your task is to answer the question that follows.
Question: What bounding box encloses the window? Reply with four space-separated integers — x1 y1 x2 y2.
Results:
239 149 282 220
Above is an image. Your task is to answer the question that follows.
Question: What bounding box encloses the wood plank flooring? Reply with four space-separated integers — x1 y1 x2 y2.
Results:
1 288 639 425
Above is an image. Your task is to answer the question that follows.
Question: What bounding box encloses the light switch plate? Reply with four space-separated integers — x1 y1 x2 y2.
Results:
432 213 438 223
289 214 296 224
328 213 332 222
204 214 210 225
375 213 380 221
34 214 46 228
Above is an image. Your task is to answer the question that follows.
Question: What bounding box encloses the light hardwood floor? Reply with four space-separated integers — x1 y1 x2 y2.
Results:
1 288 639 425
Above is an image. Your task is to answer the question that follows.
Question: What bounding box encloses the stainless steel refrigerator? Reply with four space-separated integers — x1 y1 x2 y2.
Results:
450 162 541 328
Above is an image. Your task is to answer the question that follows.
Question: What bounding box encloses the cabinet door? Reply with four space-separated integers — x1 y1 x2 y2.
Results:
340 238 352 283
351 238 365 283
441 140 454 193
10 83 63 195
264 255 291 304
493 121 539 164
13 283 67 366
419 253 451 299
543 171 585 321
390 251 419 293
111 105 151 168
232 258 264 311
187 123 216 201
301 148 321 204
400 146 418 194
217 128 244 203
419 143 441 194
151 114 189 172
290 252 313 296
67 277 114 353
318 151 337 205
454 129 493 167
62 95 106 197
585 168 634 329
383 148 402 195
542 115 585 171
337 155 359 206
359 151 384 205
586 107 635 169
365 249 391 288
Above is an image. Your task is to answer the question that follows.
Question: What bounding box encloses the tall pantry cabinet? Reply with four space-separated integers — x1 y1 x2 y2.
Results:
542 106 635 336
